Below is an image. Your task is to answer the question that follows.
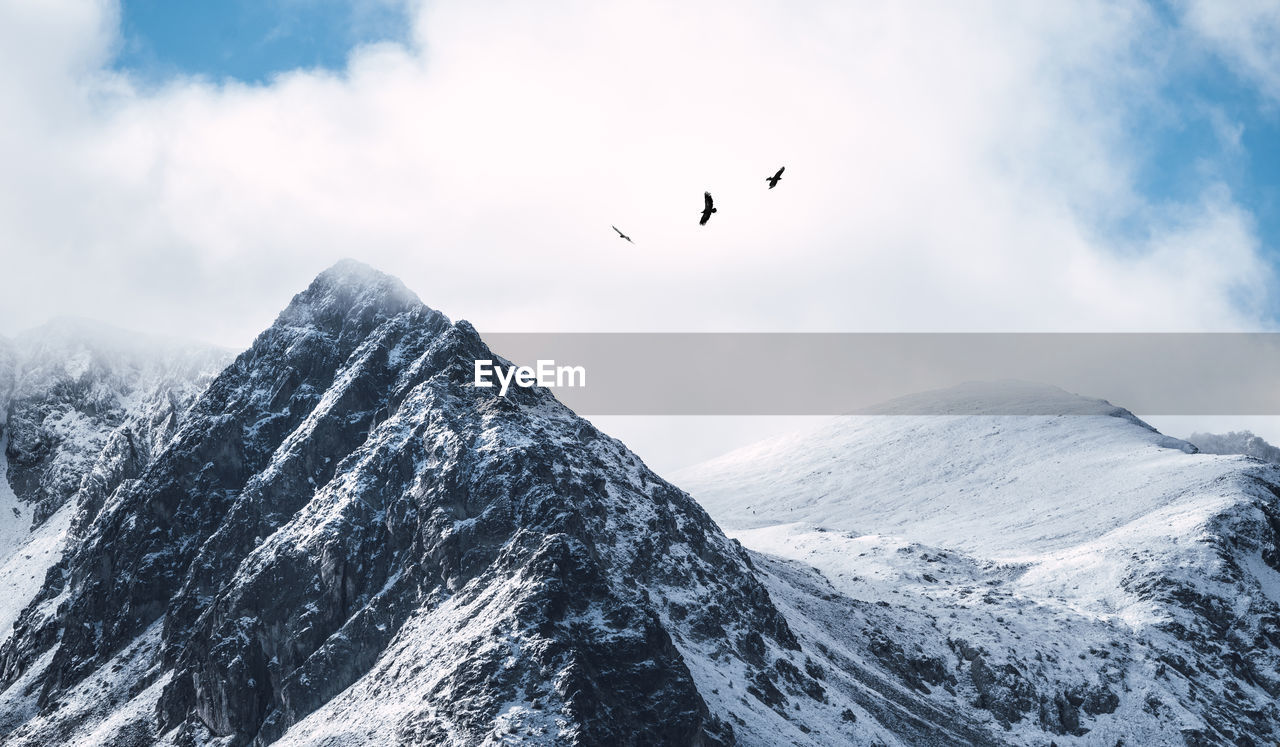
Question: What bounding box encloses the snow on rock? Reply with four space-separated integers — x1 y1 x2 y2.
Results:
2 318 229 526
676 383 1213 558
0 319 226 658
0 619 170 746
4 262 904 746
0 498 71 646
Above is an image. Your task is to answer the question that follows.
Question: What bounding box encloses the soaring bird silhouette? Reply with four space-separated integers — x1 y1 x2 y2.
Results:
766 166 785 189
699 192 716 225
611 225 633 243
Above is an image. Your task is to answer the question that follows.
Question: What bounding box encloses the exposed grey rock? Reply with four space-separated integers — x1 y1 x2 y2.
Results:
1 319 228 527
0 262 826 745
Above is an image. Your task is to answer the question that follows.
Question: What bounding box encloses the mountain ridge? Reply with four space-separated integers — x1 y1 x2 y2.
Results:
677 389 1280 744
5 263 1277 744
1 261 860 746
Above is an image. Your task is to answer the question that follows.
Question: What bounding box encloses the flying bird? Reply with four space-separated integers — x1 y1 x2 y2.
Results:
611 225 633 243
766 166 785 189
699 192 716 225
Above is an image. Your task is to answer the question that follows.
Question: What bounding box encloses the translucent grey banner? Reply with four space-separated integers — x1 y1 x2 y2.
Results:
478 333 1280 415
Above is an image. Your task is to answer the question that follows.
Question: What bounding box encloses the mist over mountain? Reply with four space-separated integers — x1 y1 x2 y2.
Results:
1188 430 1280 464
1 319 230 524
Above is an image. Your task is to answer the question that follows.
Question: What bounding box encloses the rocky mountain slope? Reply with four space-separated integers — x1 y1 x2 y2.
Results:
0 319 228 523
676 382 1280 745
0 320 228 643
1 261 982 746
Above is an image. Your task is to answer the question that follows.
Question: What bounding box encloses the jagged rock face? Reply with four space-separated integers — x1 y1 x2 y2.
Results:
0 320 227 528
0 320 229 741
1120 482 1280 742
0 262 812 746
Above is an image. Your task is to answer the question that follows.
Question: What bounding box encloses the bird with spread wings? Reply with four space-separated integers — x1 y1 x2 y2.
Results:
699 191 716 225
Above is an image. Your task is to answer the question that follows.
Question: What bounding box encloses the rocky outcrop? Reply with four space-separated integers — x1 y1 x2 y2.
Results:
0 262 834 746
1 320 227 528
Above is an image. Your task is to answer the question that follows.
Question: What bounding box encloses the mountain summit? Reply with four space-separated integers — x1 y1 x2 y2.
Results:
0 263 862 745
272 259 425 337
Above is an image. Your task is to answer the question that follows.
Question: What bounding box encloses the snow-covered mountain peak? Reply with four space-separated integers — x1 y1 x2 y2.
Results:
271 259 430 341
676 386 1212 557
676 384 1280 744
4 265 887 746
4 269 1279 743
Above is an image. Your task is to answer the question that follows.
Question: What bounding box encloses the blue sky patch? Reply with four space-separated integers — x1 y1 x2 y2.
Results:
113 0 411 84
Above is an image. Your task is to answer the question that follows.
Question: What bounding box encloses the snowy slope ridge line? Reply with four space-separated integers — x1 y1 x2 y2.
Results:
676 385 1206 557
677 382 1280 744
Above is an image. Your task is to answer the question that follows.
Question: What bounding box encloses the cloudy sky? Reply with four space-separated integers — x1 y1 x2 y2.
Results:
3 0 1280 468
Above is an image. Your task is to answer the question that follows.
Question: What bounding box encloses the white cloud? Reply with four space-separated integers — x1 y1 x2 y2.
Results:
0 0 1274 348
1178 0 1280 104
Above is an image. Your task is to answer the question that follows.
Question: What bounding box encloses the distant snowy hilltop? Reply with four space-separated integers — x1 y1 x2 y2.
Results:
677 383 1280 745
0 261 1277 745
